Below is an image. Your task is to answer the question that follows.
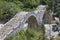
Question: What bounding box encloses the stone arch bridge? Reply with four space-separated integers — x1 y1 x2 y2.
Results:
0 5 52 40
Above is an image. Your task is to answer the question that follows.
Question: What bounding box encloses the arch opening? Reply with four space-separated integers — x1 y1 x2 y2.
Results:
23 16 38 31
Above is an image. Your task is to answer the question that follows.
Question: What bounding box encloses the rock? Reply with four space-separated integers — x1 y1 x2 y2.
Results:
55 17 59 21
0 24 4 29
44 24 59 38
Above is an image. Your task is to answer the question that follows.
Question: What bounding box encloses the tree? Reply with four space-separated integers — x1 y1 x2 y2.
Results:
54 0 60 18
14 1 24 8
24 0 40 8
0 1 20 22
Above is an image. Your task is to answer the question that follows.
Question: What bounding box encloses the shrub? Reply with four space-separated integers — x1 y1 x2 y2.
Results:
14 1 24 8
24 0 40 8
5 30 26 40
0 1 20 22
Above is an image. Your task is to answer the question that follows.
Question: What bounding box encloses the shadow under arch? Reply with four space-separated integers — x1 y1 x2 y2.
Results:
22 13 39 31
27 16 38 30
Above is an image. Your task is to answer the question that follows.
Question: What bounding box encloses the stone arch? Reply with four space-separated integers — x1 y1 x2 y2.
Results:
21 12 39 30
0 5 47 40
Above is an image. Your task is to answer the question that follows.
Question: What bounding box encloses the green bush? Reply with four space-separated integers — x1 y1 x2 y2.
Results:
53 0 60 17
0 1 20 22
23 0 40 8
5 30 27 40
14 1 24 8
26 28 36 37
44 0 52 9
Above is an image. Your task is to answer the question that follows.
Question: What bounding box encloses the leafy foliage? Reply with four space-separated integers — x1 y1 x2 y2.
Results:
43 0 60 18
44 0 52 9
0 1 20 22
5 25 48 40
53 0 60 17
24 0 40 7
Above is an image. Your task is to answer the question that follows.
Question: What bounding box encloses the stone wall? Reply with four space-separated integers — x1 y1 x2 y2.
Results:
0 5 47 40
